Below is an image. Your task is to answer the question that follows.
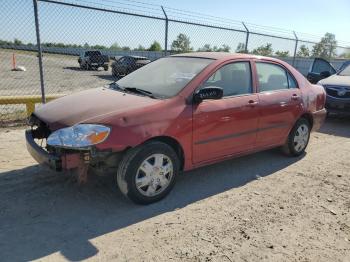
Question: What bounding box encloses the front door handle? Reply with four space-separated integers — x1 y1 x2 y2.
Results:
247 100 258 107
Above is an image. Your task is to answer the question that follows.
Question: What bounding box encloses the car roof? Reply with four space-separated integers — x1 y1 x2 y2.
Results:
171 52 278 62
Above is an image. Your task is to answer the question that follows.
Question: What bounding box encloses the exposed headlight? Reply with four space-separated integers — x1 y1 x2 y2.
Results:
47 124 110 149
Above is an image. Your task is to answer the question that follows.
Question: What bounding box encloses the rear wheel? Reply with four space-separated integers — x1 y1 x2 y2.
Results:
116 141 179 204
283 118 310 156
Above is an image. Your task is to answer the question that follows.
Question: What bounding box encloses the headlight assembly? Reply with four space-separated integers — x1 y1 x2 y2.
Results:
47 124 110 149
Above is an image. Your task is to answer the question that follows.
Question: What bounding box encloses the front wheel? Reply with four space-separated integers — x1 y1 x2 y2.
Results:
116 141 179 204
283 118 311 156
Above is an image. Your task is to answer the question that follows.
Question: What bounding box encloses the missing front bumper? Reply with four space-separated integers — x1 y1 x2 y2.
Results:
25 130 82 171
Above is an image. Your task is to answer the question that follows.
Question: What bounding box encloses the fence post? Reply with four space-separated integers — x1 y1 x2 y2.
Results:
161 6 168 56
292 31 298 67
33 0 46 104
242 22 249 53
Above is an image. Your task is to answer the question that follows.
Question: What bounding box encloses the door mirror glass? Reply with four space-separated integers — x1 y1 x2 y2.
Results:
194 86 223 103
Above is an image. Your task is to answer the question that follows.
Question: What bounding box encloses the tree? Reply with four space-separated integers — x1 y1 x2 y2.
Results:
339 48 350 59
197 44 212 52
235 42 246 53
213 44 230 52
275 50 289 57
251 43 273 56
90 44 106 49
312 33 337 58
83 42 90 49
14 38 22 45
297 45 310 57
134 45 146 51
171 33 192 52
197 44 231 52
148 41 162 51
110 42 121 50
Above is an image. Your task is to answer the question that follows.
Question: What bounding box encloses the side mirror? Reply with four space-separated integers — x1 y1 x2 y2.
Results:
320 71 331 78
193 86 223 103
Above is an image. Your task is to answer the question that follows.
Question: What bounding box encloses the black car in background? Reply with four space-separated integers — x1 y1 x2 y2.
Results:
308 58 350 115
78 50 109 71
112 56 151 77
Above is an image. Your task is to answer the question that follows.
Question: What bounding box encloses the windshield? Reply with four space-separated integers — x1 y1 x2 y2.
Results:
115 57 213 98
338 64 350 76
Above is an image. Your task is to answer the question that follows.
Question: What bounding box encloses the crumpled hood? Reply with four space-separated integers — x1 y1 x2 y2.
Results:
34 87 160 130
318 74 350 86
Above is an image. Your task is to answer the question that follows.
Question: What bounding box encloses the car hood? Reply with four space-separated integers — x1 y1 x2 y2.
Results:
318 74 350 86
34 87 161 130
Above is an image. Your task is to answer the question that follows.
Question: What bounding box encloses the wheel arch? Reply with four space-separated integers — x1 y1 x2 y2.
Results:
299 112 314 129
145 136 185 171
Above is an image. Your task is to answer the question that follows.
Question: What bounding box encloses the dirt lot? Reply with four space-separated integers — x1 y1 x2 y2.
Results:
0 49 114 121
0 118 349 261
0 49 114 96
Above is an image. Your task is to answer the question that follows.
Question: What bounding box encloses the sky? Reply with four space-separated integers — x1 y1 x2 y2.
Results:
1 0 349 55
151 0 350 43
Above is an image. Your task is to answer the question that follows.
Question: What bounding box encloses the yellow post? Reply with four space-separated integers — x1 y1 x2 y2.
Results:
0 94 65 117
26 102 36 116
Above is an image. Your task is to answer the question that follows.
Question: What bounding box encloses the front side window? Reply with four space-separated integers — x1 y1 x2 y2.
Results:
116 57 213 98
256 62 291 92
203 62 252 97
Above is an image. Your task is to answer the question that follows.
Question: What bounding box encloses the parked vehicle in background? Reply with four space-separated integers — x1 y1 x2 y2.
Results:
306 58 337 84
317 62 350 115
306 58 350 84
112 56 151 77
26 53 326 204
78 50 109 71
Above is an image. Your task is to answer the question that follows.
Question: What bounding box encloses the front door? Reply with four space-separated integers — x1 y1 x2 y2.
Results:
193 61 259 164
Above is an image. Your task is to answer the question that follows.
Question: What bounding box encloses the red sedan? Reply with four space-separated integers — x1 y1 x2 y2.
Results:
26 52 326 204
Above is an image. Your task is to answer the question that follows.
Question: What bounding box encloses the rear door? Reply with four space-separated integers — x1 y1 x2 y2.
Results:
307 58 336 84
255 61 303 148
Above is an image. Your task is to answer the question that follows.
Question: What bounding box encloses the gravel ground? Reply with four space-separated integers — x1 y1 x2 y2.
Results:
0 117 349 261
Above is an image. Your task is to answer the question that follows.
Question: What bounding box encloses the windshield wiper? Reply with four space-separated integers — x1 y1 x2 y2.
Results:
123 87 156 98
109 82 122 90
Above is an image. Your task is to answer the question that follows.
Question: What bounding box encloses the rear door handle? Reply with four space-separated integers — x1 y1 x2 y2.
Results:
247 100 258 107
291 94 300 100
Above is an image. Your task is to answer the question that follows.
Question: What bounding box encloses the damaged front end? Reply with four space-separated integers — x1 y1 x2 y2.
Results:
26 114 121 183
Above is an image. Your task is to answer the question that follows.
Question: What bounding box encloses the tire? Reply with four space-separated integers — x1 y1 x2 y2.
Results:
282 118 311 157
103 65 109 71
116 141 180 204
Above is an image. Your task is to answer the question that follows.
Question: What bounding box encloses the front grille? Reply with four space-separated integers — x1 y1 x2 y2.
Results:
325 85 350 99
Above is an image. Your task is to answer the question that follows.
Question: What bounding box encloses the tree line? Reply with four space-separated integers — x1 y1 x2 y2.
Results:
1 32 349 58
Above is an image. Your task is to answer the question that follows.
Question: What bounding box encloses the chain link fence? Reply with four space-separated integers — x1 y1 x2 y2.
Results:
1 0 350 126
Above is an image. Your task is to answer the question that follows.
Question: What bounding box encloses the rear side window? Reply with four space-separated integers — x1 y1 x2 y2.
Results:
256 62 296 92
204 62 252 97
287 72 297 88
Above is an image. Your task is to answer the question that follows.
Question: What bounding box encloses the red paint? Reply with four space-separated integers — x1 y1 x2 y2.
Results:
35 53 326 171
